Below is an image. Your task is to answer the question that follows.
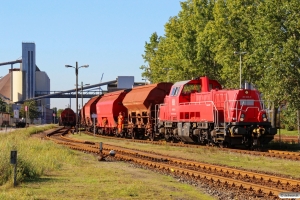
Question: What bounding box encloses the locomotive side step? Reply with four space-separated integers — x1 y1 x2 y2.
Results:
216 128 225 141
215 127 225 132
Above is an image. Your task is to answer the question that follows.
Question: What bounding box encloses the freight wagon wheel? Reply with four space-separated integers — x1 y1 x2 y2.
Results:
219 142 227 148
149 133 154 141
138 133 145 140
97 128 103 135
132 132 136 139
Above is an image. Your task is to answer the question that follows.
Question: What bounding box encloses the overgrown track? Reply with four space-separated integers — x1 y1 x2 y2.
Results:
85 132 300 161
45 128 300 199
274 135 300 143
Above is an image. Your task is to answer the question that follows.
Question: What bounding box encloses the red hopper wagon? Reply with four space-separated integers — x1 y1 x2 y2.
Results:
122 83 172 140
96 90 129 136
59 108 76 127
83 95 102 131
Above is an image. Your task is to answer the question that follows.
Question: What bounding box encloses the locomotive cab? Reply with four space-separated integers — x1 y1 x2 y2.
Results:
158 76 222 143
223 89 277 147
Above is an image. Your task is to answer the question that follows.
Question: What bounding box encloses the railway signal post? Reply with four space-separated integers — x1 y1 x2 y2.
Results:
234 51 247 88
10 150 17 187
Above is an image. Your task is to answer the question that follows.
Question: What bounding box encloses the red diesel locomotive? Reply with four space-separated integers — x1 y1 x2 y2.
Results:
158 76 277 148
79 76 276 148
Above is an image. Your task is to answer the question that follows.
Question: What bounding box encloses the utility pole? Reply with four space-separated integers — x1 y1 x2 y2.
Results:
234 51 247 88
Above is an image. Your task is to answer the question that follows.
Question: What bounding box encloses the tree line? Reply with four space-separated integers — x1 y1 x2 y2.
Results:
141 0 300 129
0 99 62 125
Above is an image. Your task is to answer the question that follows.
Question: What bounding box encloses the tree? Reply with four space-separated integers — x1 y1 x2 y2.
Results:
249 0 300 126
57 109 64 118
0 98 6 112
140 32 161 83
281 105 297 131
141 0 220 83
141 0 300 114
20 101 40 123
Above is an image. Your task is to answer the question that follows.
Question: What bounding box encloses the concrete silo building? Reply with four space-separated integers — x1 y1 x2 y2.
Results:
0 42 51 123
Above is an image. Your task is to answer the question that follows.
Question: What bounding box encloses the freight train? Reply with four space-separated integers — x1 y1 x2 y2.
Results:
59 108 76 127
62 76 277 148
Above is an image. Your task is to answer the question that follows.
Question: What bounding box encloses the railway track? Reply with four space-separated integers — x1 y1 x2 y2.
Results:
274 135 300 143
84 131 300 161
45 128 300 199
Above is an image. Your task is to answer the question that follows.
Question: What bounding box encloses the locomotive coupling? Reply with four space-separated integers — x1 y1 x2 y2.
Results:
253 127 265 135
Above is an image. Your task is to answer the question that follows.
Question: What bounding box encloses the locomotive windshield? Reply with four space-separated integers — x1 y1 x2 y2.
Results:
240 99 255 106
171 86 180 96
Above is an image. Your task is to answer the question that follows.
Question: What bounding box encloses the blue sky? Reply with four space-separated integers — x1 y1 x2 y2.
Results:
0 0 181 110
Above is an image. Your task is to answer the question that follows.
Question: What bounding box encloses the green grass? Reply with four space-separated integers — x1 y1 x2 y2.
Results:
267 141 300 151
277 129 300 136
0 125 62 186
72 133 300 179
1 152 214 200
0 127 215 200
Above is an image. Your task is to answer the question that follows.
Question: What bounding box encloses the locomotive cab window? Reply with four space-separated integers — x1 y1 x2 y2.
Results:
171 86 180 96
181 84 200 94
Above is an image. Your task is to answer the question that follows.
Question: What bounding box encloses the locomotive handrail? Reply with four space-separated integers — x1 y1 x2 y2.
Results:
224 100 268 121
178 101 215 106
241 106 260 112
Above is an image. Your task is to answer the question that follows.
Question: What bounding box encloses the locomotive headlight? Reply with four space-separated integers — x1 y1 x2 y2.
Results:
262 113 267 122
240 113 245 121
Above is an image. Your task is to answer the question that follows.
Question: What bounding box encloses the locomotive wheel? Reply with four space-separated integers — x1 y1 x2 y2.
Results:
164 134 171 142
132 132 136 139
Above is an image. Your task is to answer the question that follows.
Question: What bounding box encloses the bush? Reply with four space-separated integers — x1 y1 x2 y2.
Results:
286 126 295 131
281 106 297 131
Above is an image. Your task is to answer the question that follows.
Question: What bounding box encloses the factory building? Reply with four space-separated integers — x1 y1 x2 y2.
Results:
0 42 52 124
22 43 36 99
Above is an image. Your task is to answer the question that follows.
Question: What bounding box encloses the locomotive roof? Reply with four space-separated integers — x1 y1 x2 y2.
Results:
173 80 190 86
172 78 206 86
